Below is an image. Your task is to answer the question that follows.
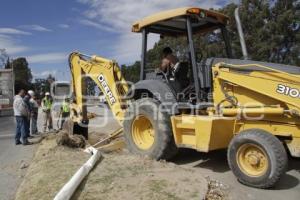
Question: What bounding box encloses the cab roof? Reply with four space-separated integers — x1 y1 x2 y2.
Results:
132 7 229 35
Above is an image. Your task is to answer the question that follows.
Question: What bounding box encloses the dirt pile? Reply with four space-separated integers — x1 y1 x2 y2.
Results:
73 153 208 200
15 135 90 200
56 131 86 148
15 135 209 200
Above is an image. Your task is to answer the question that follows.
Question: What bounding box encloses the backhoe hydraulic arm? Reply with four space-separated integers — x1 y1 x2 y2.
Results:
68 52 129 126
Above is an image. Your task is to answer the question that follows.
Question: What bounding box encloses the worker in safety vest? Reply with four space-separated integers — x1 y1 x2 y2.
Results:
41 92 53 132
59 97 70 130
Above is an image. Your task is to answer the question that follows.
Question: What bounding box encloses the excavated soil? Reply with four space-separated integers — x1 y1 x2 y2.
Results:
15 134 211 200
15 135 90 200
72 153 207 200
56 131 86 148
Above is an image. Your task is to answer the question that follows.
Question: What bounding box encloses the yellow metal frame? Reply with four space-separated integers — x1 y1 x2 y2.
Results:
171 62 300 157
171 115 235 152
132 7 229 32
69 52 128 124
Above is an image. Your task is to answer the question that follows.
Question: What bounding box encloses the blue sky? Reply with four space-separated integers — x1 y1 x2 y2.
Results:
0 0 236 81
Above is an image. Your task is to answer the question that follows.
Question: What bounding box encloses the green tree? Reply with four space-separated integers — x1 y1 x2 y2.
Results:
33 78 48 98
12 58 33 93
221 0 299 65
121 61 141 83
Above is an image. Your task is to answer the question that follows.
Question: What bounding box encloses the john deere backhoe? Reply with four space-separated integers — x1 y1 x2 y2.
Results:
55 7 300 188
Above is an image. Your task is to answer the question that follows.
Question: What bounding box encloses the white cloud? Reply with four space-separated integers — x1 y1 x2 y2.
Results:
27 52 67 64
20 25 52 32
0 27 32 56
0 34 29 55
78 0 229 31
58 24 70 29
77 0 234 63
0 28 31 35
112 33 160 64
79 19 116 32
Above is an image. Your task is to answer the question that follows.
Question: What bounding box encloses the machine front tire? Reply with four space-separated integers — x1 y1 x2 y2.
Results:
123 98 178 160
227 129 288 188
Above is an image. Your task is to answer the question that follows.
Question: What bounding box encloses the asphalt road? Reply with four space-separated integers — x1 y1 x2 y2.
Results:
0 116 37 200
172 146 300 200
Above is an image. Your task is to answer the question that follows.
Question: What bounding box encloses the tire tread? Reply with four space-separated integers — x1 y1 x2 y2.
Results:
227 129 288 188
124 98 178 160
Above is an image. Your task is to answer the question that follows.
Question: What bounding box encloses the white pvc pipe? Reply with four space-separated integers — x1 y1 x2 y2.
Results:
53 147 102 200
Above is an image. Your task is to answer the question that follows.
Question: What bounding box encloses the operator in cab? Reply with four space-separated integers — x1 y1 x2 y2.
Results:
160 47 180 75
159 47 189 92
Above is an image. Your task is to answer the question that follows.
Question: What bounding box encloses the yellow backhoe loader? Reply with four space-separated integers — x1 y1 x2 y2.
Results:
54 7 300 188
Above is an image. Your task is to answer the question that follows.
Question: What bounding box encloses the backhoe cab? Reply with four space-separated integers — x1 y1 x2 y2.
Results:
132 7 232 104
57 7 300 189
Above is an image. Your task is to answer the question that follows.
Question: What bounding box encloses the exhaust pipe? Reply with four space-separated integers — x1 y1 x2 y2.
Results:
235 7 248 60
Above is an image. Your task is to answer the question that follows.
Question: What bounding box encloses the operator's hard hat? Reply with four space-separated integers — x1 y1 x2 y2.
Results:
28 90 35 96
45 92 50 96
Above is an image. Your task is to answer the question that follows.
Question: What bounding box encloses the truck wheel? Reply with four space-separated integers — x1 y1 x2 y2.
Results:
123 98 178 160
227 129 287 188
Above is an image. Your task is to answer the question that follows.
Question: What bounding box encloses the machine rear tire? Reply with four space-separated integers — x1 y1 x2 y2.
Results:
123 98 178 160
227 129 288 188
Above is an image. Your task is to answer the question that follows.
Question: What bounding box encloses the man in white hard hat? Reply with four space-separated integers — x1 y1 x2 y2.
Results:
41 92 53 132
28 90 39 135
